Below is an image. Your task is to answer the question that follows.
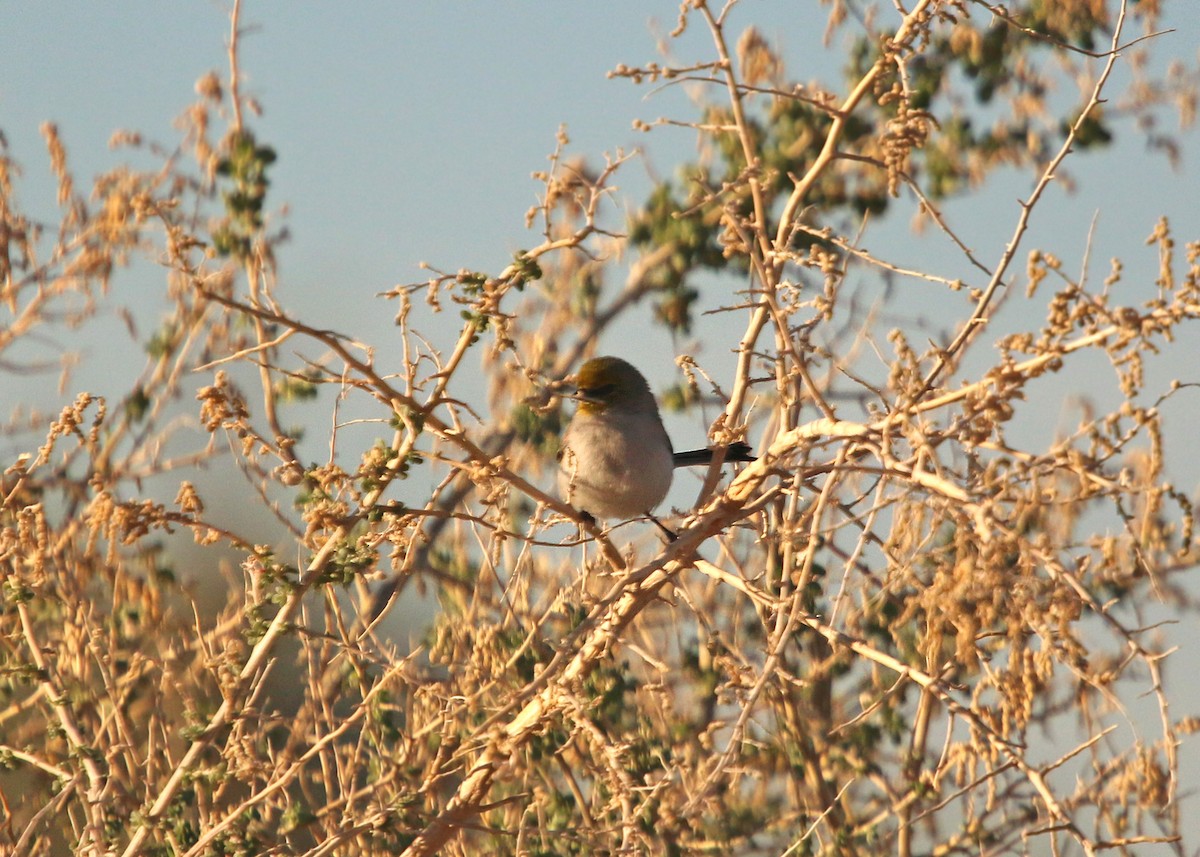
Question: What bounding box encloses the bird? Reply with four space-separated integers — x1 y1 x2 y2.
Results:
557 356 754 525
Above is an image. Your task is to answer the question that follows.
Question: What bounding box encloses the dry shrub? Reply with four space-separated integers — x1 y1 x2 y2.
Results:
2 2 1199 856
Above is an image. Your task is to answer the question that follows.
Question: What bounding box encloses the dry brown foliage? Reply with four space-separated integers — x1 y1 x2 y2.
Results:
2 1 1200 856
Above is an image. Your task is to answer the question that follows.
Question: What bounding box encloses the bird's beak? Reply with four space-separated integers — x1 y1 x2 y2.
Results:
562 377 601 406
567 387 602 406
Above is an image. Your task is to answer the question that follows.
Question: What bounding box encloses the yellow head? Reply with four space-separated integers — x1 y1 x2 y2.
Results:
571 356 656 415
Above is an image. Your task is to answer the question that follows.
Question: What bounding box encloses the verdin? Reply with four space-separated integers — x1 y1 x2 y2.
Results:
557 356 753 522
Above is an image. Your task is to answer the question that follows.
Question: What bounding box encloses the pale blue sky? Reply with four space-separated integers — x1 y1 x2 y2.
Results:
3 3 1197 365
3 3 1197 382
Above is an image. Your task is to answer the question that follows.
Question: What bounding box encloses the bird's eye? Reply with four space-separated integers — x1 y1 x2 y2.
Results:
579 382 615 399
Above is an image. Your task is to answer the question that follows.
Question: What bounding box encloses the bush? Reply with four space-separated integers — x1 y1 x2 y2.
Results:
2 2 1199 855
